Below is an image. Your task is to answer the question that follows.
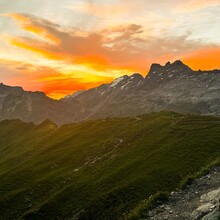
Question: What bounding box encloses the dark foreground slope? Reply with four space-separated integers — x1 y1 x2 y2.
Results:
0 112 220 219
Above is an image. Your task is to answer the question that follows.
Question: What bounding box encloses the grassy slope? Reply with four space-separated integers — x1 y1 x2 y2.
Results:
0 112 220 219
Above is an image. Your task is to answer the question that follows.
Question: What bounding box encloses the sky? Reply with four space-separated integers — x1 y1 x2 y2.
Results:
0 0 220 99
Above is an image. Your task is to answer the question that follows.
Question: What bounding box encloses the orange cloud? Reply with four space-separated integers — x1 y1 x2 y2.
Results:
1 58 114 99
6 15 150 71
33 70 114 99
2 13 220 99
8 37 62 60
4 15 175 72
183 47 220 70
4 13 61 45
42 78 110 100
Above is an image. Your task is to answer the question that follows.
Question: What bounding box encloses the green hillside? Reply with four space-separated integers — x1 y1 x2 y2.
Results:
0 112 220 219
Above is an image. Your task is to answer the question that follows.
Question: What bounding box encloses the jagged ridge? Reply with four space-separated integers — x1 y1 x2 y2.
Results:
1 60 220 124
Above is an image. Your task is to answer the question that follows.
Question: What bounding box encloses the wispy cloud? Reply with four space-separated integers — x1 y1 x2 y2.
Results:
174 0 220 13
3 13 61 44
5 13 218 72
66 0 133 18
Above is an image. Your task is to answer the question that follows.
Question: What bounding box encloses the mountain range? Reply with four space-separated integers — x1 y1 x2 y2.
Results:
1 60 220 124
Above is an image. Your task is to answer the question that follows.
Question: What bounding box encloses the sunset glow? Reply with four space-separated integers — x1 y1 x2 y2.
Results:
0 0 220 99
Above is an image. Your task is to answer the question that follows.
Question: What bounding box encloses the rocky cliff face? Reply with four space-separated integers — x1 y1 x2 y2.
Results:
143 60 220 116
1 60 220 124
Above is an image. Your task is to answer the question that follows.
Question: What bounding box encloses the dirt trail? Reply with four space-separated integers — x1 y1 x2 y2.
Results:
148 166 220 220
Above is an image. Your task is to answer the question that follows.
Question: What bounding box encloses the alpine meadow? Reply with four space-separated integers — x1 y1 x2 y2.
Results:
1 0 220 219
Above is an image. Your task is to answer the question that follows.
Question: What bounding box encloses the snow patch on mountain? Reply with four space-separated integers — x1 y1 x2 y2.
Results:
64 90 85 99
110 76 126 88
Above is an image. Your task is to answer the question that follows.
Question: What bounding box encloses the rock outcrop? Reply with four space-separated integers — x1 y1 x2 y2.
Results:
191 188 220 220
148 166 220 219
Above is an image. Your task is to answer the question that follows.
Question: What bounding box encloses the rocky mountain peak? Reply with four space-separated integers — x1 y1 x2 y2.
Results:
148 63 163 74
108 73 144 90
130 73 144 80
147 60 192 79
0 83 23 91
173 60 184 65
172 60 191 70
165 61 171 67
109 75 129 88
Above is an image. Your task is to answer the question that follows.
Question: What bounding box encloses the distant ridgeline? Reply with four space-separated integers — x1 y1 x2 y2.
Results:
1 60 220 125
0 112 220 219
